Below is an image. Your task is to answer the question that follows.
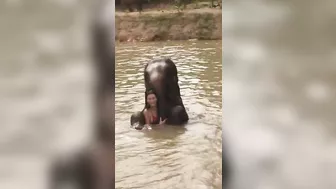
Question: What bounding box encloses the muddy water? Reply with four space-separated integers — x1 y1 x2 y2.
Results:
115 40 222 189
0 1 93 188
223 1 336 189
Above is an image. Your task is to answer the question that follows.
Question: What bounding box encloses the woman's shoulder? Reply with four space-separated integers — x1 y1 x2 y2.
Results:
143 109 150 120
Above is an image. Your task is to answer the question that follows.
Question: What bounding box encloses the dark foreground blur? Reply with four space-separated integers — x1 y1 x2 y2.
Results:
0 0 114 188
223 1 336 189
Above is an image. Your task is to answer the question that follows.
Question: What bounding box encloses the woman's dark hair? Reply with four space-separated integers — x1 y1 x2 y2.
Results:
144 89 158 109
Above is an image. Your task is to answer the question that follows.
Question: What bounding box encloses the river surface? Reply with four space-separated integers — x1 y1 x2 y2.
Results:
115 40 222 189
0 1 93 188
223 1 336 189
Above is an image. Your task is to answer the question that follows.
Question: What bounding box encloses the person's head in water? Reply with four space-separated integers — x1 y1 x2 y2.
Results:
145 89 158 109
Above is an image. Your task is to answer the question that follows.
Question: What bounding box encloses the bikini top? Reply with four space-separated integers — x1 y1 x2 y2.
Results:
151 114 159 124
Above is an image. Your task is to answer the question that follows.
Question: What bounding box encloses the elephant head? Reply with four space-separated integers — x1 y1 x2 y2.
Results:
143 58 188 124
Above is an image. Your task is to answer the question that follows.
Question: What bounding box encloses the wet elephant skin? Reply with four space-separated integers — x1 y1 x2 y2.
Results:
131 58 189 129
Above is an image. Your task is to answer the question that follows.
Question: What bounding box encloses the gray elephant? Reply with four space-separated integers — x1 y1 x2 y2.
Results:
130 58 189 129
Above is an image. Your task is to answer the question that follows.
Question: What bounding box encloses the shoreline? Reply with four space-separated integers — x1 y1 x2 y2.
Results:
116 8 222 43
115 39 222 45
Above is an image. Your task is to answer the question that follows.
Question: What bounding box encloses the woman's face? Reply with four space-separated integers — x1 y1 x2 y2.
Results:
147 93 157 108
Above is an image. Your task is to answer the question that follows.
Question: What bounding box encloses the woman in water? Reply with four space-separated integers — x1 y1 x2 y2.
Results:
143 89 166 129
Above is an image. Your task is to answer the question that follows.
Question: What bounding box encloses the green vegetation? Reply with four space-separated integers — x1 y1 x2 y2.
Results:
146 0 221 9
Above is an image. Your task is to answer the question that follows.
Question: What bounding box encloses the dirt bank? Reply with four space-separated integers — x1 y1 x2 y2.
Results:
116 8 222 42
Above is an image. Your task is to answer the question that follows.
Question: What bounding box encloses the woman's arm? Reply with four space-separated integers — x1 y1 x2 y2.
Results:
143 109 151 125
142 110 153 130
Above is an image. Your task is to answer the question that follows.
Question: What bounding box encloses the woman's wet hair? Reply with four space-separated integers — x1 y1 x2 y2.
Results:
145 89 156 96
144 89 158 109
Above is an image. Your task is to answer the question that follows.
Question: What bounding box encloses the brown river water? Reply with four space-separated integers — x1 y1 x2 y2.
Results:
115 40 222 189
223 1 336 189
0 0 93 188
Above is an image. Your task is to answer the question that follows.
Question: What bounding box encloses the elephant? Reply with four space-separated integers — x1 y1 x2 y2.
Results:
130 58 189 129
120 0 146 13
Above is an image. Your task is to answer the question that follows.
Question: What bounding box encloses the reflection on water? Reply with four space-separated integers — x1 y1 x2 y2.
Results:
223 1 336 189
0 0 92 188
115 41 222 188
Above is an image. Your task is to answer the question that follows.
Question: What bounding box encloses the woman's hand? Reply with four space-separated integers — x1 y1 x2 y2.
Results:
159 118 167 125
143 124 152 130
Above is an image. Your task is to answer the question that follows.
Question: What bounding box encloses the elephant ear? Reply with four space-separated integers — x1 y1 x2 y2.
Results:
174 76 178 83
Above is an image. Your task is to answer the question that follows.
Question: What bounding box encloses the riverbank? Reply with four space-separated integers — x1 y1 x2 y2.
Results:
116 8 222 42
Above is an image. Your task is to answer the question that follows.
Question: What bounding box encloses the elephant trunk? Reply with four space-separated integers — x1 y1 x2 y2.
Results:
148 76 167 121
157 94 167 121
152 82 167 121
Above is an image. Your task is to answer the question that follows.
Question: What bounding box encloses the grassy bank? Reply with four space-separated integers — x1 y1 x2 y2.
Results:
116 8 222 42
